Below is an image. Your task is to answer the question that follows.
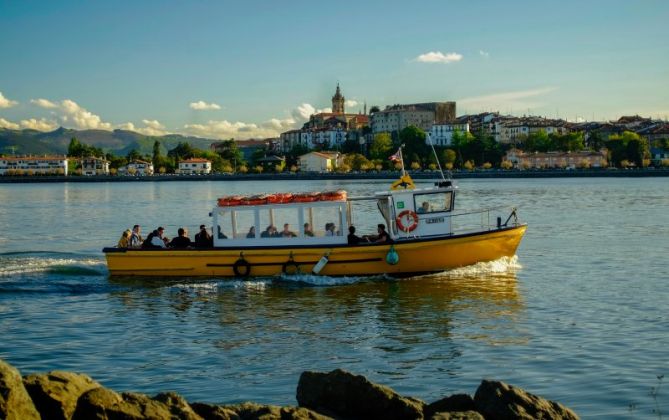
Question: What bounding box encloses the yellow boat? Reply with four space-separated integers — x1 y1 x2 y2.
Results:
103 176 526 277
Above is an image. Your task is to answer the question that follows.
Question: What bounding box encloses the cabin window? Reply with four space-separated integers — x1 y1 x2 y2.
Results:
414 192 453 214
310 205 344 237
273 207 300 238
215 210 233 239
232 209 256 239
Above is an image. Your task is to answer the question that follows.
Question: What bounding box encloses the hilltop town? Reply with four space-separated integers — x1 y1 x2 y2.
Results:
1 84 668 177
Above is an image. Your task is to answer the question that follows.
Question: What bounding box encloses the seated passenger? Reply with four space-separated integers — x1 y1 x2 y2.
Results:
117 229 131 248
217 225 228 239
129 225 143 248
246 226 256 238
281 223 297 237
417 201 430 214
374 224 392 243
194 225 212 248
261 225 275 238
347 226 367 245
303 223 314 237
143 226 167 249
169 228 192 249
325 223 336 237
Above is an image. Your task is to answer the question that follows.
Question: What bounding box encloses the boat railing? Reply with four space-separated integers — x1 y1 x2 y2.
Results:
449 206 521 235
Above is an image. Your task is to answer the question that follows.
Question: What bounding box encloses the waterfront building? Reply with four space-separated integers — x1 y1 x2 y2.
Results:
82 157 110 176
370 102 456 135
177 158 212 174
504 149 607 169
119 160 154 176
298 151 341 172
428 123 470 146
0 156 68 176
495 117 569 145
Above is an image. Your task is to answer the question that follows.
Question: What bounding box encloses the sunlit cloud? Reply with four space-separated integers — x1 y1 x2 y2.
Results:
31 98 59 109
479 50 490 58
20 118 59 131
189 100 221 111
413 51 463 64
459 87 558 112
345 99 359 108
0 91 18 108
118 119 169 136
0 117 20 129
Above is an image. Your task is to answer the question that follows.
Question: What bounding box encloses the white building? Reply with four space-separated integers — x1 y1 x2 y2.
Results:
0 156 68 176
495 118 569 144
178 158 212 174
428 123 470 146
298 151 341 172
119 160 154 176
371 107 434 134
82 157 110 176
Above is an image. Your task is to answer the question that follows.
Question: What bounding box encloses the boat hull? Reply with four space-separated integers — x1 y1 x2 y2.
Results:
103 225 526 277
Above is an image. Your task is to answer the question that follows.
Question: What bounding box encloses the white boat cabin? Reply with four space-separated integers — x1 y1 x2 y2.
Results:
210 180 457 248
212 199 350 247
373 180 456 239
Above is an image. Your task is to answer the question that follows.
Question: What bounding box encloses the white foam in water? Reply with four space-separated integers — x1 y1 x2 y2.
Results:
277 273 368 286
442 255 521 278
0 256 105 277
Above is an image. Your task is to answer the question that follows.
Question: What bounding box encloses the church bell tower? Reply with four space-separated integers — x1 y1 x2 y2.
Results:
332 83 345 114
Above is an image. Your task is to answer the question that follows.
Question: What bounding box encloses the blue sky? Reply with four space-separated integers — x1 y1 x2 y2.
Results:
1 0 668 139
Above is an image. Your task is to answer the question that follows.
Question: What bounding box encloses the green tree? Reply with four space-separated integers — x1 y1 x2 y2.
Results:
216 139 245 168
127 149 142 162
370 133 393 160
67 137 83 157
626 138 646 168
167 142 195 162
399 126 428 161
152 140 162 168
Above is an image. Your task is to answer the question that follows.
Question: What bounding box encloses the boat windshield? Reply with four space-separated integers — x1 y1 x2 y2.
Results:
414 191 453 214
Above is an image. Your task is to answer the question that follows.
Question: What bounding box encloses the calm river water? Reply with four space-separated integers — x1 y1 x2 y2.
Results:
0 178 667 418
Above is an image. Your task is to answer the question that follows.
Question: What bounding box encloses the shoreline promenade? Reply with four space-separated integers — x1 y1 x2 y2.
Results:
1 168 668 183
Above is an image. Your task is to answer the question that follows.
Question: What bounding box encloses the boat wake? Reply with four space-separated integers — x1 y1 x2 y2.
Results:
0 252 106 278
440 255 521 278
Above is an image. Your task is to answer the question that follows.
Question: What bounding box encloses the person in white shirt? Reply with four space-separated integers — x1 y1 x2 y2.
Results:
150 227 167 248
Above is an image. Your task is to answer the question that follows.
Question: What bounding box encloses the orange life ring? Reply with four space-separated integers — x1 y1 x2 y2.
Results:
396 210 419 232
217 195 243 206
293 192 320 203
267 193 294 204
319 190 347 201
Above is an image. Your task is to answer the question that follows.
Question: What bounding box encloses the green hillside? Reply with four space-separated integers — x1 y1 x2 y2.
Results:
0 127 218 156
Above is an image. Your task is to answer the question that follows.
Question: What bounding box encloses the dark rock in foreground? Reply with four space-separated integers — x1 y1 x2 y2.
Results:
297 369 424 419
474 380 579 420
0 357 579 419
0 359 40 420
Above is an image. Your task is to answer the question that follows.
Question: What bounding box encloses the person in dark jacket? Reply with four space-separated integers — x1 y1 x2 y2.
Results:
169 228 192 249
347 226 367 245
194 225 213 248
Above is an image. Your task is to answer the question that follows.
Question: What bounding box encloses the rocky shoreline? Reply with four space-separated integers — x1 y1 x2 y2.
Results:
1 358 578 420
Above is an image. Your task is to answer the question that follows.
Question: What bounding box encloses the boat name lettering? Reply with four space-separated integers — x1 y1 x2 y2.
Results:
425 217 445 224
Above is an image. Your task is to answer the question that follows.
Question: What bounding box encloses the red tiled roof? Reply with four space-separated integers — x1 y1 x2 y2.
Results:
179 158 211 163
1 156 67 161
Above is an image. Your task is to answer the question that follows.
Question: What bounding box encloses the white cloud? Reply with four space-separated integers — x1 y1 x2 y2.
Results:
290 103 333 122
117 119 168 136
345 99 359 108
183 118 298 140
459 87 558 112
414 51 463 64
0 92 18 108
31 98 58 109
261 117 296 130
59 99 111 130
190 100 221 111
20 118 59 131
0 117 20 129
479 50 490 58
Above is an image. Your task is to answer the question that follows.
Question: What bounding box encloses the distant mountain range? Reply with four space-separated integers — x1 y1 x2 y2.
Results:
0 127 220 157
